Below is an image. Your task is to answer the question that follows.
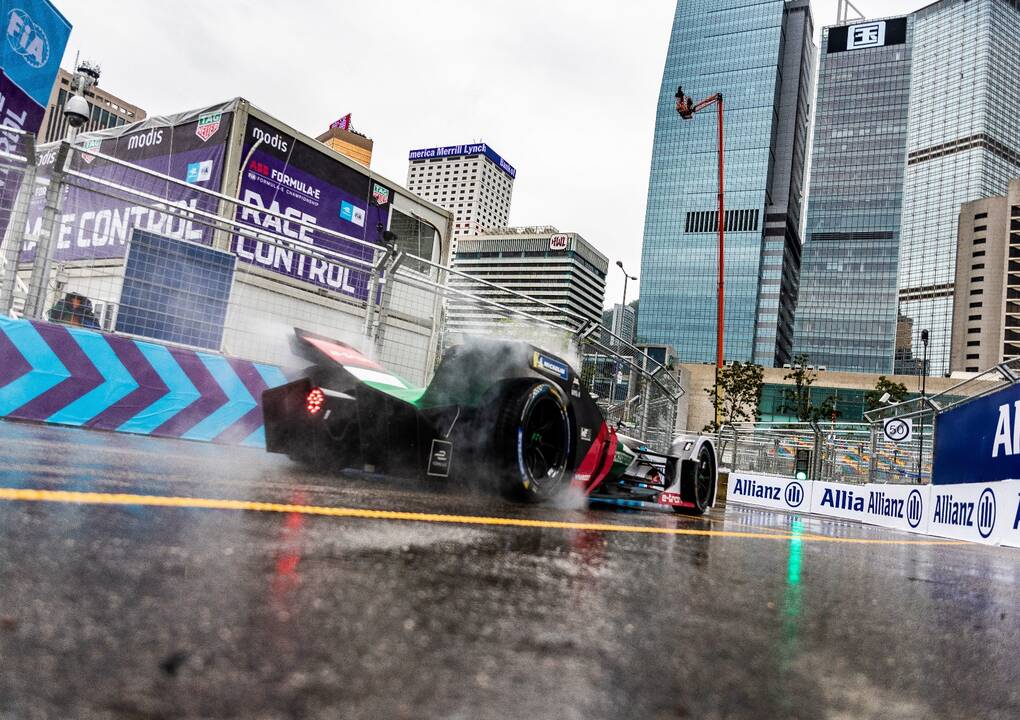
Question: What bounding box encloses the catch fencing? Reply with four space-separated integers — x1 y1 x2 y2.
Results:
724 360 1017 485
0 134 683 450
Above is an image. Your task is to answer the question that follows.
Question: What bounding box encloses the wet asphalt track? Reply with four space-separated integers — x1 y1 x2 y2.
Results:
0 420 1017 720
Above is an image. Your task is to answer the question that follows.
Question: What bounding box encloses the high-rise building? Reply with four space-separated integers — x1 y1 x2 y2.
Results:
950 178 1020 373
637 0 815 367
406 143 516 254
316 125 373 167
792 16 913 373
896 0 1020 375
602 302 637 347
448 228 607 335
39 65 145 143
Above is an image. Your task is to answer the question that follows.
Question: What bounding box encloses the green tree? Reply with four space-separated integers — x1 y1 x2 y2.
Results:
779 354 839 422
864 375 909 411
703 361 764 432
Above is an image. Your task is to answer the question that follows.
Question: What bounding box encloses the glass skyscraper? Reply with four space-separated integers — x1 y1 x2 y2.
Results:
637 0 815 366
896 0 1020 376
793 16 913 373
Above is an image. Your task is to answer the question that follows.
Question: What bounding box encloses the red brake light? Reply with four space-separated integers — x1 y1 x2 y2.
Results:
306 388 325 415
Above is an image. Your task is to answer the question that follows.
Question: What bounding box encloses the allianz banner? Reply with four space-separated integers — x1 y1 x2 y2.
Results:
933 382 1020 485
0 0 71 136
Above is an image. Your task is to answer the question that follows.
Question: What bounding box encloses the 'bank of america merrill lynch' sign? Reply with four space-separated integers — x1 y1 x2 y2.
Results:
407 142 516 179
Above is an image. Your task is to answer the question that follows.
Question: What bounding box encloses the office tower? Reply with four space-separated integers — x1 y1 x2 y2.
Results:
793 16 912 373
448 228 607 334
896 0 1020 375
39 64 145 142
406 143 515 254
637 0 815 367
950 179 1020 372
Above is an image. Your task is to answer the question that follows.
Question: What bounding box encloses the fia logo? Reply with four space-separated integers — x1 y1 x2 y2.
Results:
847 21 886 50
785 481 804 509
977 488 996 539
6 9 49 69
906 489 923 529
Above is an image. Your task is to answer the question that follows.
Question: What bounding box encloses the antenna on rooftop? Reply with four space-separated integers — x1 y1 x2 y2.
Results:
836 0 865 24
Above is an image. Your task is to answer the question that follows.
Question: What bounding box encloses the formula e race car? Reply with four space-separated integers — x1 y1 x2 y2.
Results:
262 329 718 513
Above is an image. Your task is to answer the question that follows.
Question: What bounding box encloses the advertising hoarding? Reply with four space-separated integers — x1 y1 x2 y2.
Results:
20 103 234 262
232 114 393 301
933 382 1020 485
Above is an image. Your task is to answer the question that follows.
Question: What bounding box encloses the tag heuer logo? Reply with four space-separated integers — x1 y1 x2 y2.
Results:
372 182 390 206
80 137 102 164
196 112 222 142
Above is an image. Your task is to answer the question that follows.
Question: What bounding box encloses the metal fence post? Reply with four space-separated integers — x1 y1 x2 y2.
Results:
23 142 70 320
0 135 37 317
868 422 879 484
371 251 405 353
811 421 822 482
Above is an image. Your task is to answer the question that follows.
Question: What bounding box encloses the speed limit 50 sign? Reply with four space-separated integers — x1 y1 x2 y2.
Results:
883 417 913 443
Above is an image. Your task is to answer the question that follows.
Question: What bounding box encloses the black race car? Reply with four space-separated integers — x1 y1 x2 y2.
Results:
262 329 718 513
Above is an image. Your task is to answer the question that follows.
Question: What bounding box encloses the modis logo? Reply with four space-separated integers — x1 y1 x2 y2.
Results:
6 9 48 69
126 128 165 151
251 126 289 153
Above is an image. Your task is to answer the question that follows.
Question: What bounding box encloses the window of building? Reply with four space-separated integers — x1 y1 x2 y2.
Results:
972 263 985 270
973 250 986 257
970 302 983 308
969 314 982 321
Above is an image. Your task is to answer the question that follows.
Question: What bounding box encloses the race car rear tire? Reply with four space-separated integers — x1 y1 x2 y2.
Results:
491 380 572 503
675 441 716 515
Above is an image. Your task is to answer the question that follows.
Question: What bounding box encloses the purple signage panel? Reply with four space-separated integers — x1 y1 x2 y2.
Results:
20 108 232 262
233 115 392 301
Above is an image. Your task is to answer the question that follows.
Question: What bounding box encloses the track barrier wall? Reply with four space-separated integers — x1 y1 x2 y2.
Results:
728 472 1020 547
0 316 286 447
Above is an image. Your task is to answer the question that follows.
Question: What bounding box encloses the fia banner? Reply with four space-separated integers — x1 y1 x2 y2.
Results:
1 0 71 135
232 116 393 301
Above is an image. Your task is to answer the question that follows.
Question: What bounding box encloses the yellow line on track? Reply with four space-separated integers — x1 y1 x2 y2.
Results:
0 487 964 545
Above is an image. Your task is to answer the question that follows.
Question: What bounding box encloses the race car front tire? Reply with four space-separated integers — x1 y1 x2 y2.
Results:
491 380 572 503
676 441 716 515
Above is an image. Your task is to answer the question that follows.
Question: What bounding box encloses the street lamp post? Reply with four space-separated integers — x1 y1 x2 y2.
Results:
611 260 637 408
917 329 929 482
676 86 725 426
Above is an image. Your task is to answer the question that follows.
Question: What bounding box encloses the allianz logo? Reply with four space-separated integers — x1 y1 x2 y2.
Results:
933 489 996 538
731 478 803 507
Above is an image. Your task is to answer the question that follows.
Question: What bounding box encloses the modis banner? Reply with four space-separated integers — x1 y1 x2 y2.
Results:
19 102 234 262
233 115 393 302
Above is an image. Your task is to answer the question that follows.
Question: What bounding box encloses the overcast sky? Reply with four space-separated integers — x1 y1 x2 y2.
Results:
56 0 922 308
